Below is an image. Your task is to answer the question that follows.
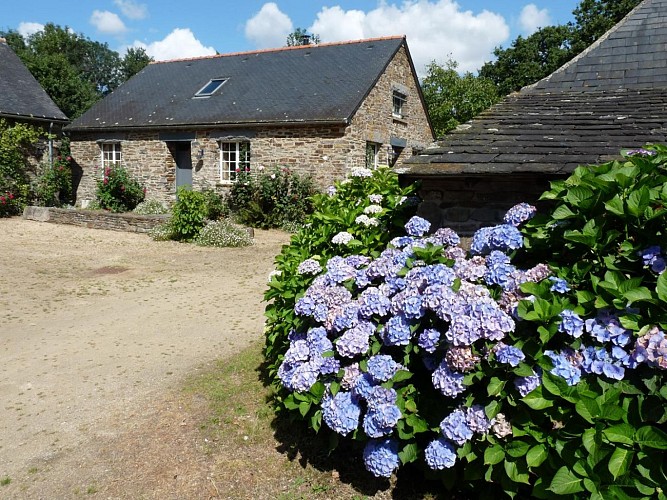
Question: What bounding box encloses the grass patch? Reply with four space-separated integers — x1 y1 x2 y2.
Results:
182 342 449 499
1 477 11 486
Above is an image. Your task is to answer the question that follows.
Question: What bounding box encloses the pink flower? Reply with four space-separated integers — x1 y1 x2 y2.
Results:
121 185 125 191
66 156 72 161
104 178 109 185
0 196 5 203
8 193 14 200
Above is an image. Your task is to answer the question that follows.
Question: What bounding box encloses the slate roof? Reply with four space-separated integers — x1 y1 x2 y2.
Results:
0 39 68 123
401 0 667 177
67 37 409 132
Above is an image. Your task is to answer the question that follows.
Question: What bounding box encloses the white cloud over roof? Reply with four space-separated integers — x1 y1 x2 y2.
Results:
114 0 148 20
130 28 216 61
17 22 45 38
518 4 551 35
244 2 293 49
90 10 128 35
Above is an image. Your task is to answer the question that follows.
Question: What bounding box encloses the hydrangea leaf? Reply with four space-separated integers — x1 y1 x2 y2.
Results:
575 397 600 424
657 272 667 303
505 440 531 458
608 447 634 480
547 466 585 495
602 423 635 445
398 442 418 465
526 444 548 468
635 426 667 450
503 459 530 484
483 444 505 465
487 377 506 396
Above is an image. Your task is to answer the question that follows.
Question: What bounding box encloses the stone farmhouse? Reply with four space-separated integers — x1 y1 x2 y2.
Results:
399 0 667 234
0 38 68 164
66 36 433 205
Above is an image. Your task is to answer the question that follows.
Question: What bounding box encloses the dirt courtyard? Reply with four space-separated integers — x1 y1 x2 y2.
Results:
0 218 290 498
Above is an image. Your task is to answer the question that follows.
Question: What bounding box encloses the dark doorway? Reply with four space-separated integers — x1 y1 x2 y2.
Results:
170 141 193 191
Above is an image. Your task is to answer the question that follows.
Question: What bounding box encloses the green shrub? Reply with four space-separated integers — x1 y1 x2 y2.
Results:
227 166 317 229
96 165 145 212
133 199 169 215
0 119 40 216
264 153 667 497
169 187 208 241
34 141 74 207
194 219 253 247
201 188 227 220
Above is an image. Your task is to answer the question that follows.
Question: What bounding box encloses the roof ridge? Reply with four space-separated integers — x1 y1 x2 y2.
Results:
149 35 406 65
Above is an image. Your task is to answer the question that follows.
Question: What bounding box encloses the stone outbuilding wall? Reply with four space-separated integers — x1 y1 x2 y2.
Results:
23 206 168 233
69 45 433 206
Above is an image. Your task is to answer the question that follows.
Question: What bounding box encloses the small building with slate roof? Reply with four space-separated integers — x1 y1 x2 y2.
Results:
399 0 667 234
0 38 68 129
66 36 433 205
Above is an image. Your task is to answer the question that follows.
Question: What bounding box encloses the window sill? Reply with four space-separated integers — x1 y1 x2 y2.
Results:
392 116 408 125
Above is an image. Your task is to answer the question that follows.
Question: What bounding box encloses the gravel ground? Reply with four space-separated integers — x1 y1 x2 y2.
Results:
0 218 290 498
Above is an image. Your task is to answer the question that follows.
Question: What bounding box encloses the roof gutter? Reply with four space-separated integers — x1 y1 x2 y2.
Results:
0 112 69 124
65 117 351 133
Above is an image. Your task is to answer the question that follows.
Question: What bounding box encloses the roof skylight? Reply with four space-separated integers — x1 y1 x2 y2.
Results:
194 78 228 97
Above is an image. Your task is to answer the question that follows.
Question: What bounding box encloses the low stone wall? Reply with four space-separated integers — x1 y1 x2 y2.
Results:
23 206 168 233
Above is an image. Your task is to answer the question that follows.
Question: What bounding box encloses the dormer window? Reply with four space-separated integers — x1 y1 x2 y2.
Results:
195 78 228 97
392 90 407 119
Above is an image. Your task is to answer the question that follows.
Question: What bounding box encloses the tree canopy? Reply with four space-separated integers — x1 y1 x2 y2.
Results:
2 24 153 119
421 59 499 138
286 28 321 46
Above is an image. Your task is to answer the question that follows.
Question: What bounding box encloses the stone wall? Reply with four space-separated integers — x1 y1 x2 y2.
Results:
23 206 168 233
413 174 563 235
69 44 434 206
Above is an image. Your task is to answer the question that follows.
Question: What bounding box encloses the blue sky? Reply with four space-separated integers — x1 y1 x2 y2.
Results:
2 0 580 75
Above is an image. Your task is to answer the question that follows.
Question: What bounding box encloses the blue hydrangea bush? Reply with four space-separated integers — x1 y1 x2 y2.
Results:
263 152 667 498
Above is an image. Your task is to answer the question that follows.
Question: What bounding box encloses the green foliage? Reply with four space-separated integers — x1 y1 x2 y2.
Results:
286 28 321 46
95 165 145 212
422 58 499 137
263 166 419 408
2 24 153 118
194 219 254 248
478 25 575 95
0 119 40 216
132 199 169 215
227 166 317 229
34 140 74 207
571 0 642 53
200 188 227 221
169 187 209 241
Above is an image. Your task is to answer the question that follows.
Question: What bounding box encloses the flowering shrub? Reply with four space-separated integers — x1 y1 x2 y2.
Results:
133 199 169 215
194 219 254 247
0 190 20 217
0 119 40 215
96 165 145 212
264 152 667 497
34 148 74 207
227 166 317 230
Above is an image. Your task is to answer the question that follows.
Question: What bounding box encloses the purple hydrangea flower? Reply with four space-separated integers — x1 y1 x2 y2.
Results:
429 227 461 247
503 203 537 227
322 390 361 435
306 327 332 354
544 350 582 386
336 321 375 358
358 287 392 318
631 327 667 369
638 246 666 274
352 372 377 400
514 369 541 397
390 290 425 319
405 216 431 237
432 360 466 398
494 343 525 367
626 148 657 156
466 405 492 434
471 224 524 255
424 438 457 470
325 255 357 283
440 409 473 445
326 185 337 196
363 388 402 438
418 328 440 353
367 354 402 382
278 359 320 392
558 309 585 338
297 258 322 275
580 346 625 380
549 277 570 293
381 314 413 346
363 439 400 478
485 251 520 291
585 310 632 346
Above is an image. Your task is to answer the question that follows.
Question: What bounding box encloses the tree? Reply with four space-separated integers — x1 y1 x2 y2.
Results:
286 28 321 46
570 0 641 52
478 25 574 96
422 59 499 138
121 47 153 81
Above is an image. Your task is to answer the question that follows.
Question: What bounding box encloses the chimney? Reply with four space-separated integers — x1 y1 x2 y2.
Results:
300 34 311 45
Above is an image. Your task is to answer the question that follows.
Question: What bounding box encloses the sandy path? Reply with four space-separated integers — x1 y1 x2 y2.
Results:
0 218 290 497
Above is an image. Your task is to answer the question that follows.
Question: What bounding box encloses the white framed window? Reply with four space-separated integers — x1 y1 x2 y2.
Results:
365 141 380 169
392 91 407 119
219 141 250 182
101 142 121 168
194 78 228 98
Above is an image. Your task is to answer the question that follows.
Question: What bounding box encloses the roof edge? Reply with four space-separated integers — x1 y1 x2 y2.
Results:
0 111 69 124
149 35 407 65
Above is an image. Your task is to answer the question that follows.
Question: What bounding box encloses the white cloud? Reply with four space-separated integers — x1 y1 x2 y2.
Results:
308 1 510 75
90 10 128 35
245 2 293 49
518 4 551 35
114 0 148 20
130 28 216 61
17 22 44 38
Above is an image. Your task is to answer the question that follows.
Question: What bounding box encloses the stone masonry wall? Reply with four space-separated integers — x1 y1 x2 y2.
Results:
415 174 561 235
69 44 434 204
23 206 168 233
